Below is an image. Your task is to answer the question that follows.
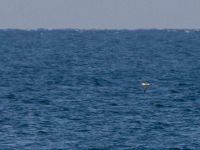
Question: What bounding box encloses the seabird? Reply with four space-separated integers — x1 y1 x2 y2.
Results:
141 81 150 93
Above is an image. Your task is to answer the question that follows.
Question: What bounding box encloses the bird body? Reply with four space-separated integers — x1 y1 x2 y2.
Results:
141 82 150 93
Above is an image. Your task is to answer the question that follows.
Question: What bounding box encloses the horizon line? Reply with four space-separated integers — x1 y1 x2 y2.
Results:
0 27 200 31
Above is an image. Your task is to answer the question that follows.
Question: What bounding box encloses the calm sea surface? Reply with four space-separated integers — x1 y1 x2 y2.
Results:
0 29 200 149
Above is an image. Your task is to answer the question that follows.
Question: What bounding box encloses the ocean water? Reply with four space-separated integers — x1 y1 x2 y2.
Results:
0 29 200 149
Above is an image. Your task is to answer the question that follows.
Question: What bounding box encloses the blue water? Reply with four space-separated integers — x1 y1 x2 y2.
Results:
0 29 200 149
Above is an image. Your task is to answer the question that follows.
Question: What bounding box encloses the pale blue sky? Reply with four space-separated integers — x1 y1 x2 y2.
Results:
0 0 199 29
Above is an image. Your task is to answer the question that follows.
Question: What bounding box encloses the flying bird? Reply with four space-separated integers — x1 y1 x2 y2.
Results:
141 81 150 93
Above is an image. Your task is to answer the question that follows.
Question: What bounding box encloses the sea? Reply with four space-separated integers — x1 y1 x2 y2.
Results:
0 29 200 149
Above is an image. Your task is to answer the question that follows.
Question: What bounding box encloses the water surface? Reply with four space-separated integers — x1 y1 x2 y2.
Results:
0 29 200 149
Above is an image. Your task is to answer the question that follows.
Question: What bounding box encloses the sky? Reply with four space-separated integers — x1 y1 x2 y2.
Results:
0 0 199 29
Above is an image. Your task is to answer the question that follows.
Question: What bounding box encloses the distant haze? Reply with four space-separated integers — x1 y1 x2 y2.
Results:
0 0 199 29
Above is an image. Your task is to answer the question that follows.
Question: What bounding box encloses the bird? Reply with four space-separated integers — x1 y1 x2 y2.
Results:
141 81 150 93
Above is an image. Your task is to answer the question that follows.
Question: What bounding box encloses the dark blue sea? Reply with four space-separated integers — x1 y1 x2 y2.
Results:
0 29 200 149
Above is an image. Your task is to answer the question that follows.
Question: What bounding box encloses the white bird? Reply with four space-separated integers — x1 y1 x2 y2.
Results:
141 81 150 93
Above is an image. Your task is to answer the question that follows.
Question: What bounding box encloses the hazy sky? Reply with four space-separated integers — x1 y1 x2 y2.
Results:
0 0 199 29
